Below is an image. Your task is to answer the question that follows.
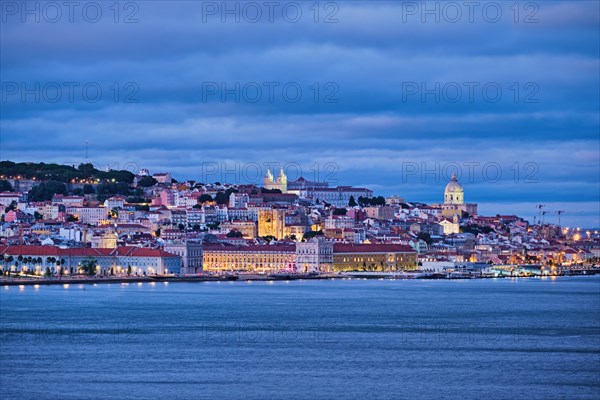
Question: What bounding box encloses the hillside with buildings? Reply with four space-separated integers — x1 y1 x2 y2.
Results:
0 162 598 280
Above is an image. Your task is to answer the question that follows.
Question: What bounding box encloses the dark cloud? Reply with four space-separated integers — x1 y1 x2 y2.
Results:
0 0 598 227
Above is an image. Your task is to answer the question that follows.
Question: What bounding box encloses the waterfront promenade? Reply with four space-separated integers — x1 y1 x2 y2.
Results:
1 267 598 286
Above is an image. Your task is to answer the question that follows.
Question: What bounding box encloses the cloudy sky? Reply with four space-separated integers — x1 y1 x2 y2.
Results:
1 1 598 227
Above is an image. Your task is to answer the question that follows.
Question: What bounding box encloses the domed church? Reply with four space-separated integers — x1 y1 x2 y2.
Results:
444 173 464 205
441 173 478 218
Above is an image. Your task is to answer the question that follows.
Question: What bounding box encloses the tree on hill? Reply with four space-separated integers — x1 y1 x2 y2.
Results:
214 191 228 205
28 181 67 201
460 225 494 235
358 196 386 207
261 188 282 194
78 163 96 176
303 230 324 241
263 235 277 243
0 180 13 192
0 161 135 184
4 201 17 214
215 188 239 205
348 195 357 207
126 196 148 204
137 176 157 187
198 194 213 204
417 232 433 245
96 182 132 202
98 170 135 184
83 184 95 194
226 230 243 238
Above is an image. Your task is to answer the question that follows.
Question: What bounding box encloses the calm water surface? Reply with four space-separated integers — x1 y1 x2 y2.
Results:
1 277 599 400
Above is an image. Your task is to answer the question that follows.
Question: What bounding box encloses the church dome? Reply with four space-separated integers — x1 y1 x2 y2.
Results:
445 173 463 193
444 173 464 205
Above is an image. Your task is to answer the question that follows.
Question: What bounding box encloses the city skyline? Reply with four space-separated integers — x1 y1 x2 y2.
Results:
1 1 598 228
1 3 599 400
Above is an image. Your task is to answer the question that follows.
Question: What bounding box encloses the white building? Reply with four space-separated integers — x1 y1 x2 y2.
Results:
325 215 355 230
163 240 203 275
104 196 126 210
229 192 249 208
66 206 108 225
439 219 460 235
295 237 333 273
300 186 373 207
263 168 287 193
0 192 24 207
52 195 84 207
59 226 83 242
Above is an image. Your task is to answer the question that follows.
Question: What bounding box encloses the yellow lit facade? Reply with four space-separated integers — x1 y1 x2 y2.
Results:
203 244 296 274
258 209 286 239
332 244 418 272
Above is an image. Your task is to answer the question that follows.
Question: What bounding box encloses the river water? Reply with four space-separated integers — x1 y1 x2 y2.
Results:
1 276 599 399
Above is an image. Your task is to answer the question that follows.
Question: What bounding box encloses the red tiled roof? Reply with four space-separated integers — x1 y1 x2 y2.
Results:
0 245 111 257
0 245 177 258
333 243 415 253
305 187 371 192
113 246 178 258
203 243 295 253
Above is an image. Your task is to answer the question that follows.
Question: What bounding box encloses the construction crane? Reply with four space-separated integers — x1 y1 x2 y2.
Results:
536 204 545 226
542 211 548 225
556 211 565 228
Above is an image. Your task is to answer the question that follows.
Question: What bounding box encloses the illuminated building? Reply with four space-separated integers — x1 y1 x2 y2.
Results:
440 173 478 218
220 220 257 238
163 240 203 274
263 168 287 193
300 186 373 207
0 245 180 275
439 218 460 235
332 243 418 272
286 176 328 196
202 243 296 273
258 209 286 239
104 196 126 210
66 206 108 225
295 237 333 273
284 224 310 240
90 229 118 249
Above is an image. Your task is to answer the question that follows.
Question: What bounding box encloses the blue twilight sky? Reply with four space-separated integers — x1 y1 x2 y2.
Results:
0 1 598 227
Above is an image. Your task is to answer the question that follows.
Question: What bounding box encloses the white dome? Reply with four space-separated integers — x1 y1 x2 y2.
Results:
445 174 463 193
444 173 465 205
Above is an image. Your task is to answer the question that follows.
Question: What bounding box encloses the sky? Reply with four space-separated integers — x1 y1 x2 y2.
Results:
0 1 598 227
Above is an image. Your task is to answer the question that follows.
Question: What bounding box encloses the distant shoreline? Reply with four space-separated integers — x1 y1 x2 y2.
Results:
1 270 598 286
